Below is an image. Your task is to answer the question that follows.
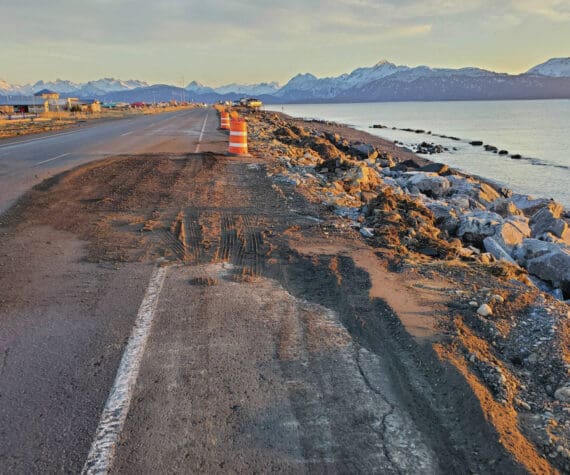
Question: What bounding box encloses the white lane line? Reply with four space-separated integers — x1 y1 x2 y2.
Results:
82 266 168 475
33 153 71 167
194 111 208 153
120 131 133 137
0 131 78 153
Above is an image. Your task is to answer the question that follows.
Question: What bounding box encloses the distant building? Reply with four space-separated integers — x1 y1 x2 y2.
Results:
34 89 60 100
66 98 101 113
0 93 101 115
0 96 50 114
0 104 14 115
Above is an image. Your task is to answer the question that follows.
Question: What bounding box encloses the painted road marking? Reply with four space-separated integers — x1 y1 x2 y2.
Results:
82 266 168 475
33 153 71 167
194 111 208 153
0 131 78 154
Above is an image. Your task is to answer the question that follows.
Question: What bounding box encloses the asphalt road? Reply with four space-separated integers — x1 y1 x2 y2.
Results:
0 108 228 473
0 108 224 214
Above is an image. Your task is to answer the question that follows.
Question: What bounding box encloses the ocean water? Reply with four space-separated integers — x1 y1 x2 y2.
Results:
266 100 570 208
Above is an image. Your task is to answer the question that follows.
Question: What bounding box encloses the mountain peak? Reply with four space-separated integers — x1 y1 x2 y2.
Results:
374 59 393 68
526 57 570 78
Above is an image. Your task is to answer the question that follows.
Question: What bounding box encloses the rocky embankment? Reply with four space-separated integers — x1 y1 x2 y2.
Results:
246 110 570 473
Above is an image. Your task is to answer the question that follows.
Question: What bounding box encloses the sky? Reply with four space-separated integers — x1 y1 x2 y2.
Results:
1 0 569 86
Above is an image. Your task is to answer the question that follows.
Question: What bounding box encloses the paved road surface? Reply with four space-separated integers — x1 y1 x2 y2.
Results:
0 108 229 472
0 108 222 214
0 110 522 473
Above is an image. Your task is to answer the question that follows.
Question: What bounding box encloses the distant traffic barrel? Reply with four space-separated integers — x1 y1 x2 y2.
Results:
220 111 230 130
228 118 248 156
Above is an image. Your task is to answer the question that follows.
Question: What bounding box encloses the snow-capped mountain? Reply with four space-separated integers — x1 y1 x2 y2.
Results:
80 78 149 96
275 61 504 100
275 60 411 99
0 78 151 97
273 58 570 102
0 80 20 94
31 79 80 94
214 81 280 96
526 58 570 77
2 57 569 102
185 81 215 95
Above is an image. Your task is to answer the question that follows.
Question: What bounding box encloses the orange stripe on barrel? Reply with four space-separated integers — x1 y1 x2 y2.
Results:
228 119 248 155
220 111 230 130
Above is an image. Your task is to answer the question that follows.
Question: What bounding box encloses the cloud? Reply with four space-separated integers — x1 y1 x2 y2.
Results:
0 0 566 84
513 0 570 22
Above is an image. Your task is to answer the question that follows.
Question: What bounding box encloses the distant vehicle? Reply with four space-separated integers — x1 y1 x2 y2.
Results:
239 98 263 109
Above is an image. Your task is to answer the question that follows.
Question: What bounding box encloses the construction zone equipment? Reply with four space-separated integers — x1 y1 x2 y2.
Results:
220 111 230 130
228 118 248 156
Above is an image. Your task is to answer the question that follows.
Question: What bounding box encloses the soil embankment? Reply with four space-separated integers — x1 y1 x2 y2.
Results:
246 109 569 473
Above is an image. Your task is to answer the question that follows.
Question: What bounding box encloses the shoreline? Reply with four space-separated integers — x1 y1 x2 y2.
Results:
265 109 570 298
246 108 570 472
265 101 570 209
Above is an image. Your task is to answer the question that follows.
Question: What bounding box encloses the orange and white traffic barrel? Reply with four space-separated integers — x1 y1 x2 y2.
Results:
228 118 248 156
220 111 230 130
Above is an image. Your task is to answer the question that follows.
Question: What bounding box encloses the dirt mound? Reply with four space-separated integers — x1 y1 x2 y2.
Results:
303 136 344 160
366 187 457 258
2 153 221 262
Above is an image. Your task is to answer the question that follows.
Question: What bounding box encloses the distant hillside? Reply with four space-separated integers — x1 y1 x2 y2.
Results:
526 57 570 78
267 59 570 103
2 58 570 103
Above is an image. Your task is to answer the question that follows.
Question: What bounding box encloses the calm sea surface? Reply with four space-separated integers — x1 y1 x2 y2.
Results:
266 100 570 208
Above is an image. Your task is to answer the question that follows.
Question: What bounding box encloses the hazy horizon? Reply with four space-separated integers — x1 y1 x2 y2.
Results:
1 0 569 86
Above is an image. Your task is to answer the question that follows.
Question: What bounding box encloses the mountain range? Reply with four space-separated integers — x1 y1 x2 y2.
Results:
1 57 569 104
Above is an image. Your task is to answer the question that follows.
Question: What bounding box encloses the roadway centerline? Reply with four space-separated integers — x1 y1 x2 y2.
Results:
33 153 71 167
82 266 168 475
194 111 209 153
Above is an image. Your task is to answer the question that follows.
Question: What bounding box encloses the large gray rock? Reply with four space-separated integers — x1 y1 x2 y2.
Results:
529 207 570 243
419 162 450 175
447 176 499 206
489 198 523 217
457 211 504 244
425 201 459 233
493 217 531 250
514 239 570 297
473 183 501 206
483 237 518 265
449 194 472 211
406 172 451 198
350 143 377 159
509 194 562 217
513 238 558 264
447 175 475 195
